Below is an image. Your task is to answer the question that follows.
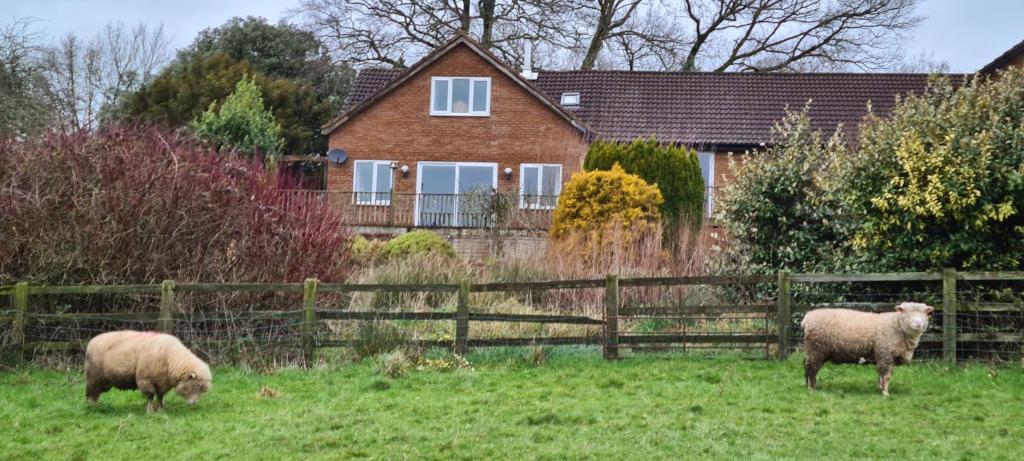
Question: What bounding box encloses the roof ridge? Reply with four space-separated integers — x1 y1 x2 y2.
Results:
535 69 963 77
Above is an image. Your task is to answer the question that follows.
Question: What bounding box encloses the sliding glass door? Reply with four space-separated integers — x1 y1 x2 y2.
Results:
416 162 497 227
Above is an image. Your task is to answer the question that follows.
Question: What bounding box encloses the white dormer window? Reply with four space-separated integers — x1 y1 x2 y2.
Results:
560 92 580 106
430 77 490 116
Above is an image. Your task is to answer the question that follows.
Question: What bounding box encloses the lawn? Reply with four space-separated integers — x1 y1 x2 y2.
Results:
1 348 1022 460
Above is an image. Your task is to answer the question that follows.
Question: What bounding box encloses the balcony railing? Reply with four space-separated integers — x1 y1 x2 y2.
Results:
280 187 720 230
279 190 559 230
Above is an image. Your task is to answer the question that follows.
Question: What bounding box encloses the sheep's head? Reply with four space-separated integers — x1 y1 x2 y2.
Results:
895 302 934 334
175 364 212 406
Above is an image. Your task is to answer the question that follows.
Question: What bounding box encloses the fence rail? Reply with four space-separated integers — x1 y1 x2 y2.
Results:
5 270 1024 363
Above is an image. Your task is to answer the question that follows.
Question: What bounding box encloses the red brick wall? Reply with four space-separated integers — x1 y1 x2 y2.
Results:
326 43 589 195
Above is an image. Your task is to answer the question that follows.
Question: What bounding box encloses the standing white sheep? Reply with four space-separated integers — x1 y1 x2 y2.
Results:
801 302 934 396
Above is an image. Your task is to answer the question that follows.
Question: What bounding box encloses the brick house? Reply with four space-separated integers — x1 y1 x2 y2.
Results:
318 34 946 241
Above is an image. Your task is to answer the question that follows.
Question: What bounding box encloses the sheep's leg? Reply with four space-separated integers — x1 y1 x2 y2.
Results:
85 381 107 405
139 380 157 413
877 363 893 397
156 393 165 411
804 357 823 391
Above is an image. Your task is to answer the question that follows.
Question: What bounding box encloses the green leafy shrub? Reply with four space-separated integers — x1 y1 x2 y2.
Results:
379 230 456 261
551 164 664 239
717 69 1024 273
584 138 705 230
192 76 284 157
715 109 846 273
351 235 386 265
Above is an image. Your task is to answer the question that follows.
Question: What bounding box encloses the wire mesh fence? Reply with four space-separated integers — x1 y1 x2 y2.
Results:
954 278 1024 361
612 276 777 359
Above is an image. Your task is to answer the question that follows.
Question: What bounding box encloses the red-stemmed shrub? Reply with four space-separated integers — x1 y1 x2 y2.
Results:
0 125 352 287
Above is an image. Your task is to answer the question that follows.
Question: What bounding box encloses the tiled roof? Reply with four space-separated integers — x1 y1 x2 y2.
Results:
342 68 403 109
343 68 959 145
532 71 955 145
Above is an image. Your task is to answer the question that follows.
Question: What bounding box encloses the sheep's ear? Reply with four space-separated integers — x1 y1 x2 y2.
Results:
188 372 196 379
925 305 935 315
895 303 906 312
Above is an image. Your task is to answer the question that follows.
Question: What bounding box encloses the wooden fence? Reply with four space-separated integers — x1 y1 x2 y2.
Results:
2 269 1024 363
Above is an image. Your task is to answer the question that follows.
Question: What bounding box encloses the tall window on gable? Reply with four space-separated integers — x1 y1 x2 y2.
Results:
354 160 393 205
697 152 715 215
520 164 562 209
430 77 490 116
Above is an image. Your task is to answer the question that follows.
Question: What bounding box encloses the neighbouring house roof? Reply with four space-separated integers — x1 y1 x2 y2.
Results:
322 35 589 136
531 71 956 145
344 65 960 146
979 38 1024 75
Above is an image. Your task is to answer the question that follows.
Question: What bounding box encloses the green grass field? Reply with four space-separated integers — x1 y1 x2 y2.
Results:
2 348 1022 460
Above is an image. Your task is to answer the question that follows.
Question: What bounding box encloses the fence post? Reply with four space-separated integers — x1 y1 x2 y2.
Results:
455 280 470 356
776 270 792 360
942 268 957 363
12 282 28 355
604 274 620 360
158 280 175 333
302 278 318 366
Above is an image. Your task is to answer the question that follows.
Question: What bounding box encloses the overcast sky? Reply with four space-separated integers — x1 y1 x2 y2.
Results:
2 0 1022 73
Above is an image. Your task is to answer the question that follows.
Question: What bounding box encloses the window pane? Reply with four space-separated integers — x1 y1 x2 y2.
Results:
458 165 495 227
355 162 373 203
540 165 560 195
458 165 494 194
374 163 392 203
451 79 470 113
698 153 714 214
540 165 560 208
522 166 539 196
698 153 713 187
472 80 488 112
433 80 449 112
419 164 456 227
420 164 456 194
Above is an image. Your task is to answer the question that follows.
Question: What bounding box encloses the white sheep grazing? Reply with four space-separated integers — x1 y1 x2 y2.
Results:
801 302 934 396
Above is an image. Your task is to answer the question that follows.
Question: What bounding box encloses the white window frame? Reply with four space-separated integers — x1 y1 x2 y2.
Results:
429 77 491 117
519 163 563 209
697 152 715 215
560 92 580 106
414 161 499 226
352 160 393 206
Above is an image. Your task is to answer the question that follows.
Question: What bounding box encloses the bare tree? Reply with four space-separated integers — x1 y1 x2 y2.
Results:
44 21 170 131
602 5 685 70
291 0 569 68
677 0 922 72
292 0 921 72
0 18 55 139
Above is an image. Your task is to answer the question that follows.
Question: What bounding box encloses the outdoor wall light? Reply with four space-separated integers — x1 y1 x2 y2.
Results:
504 167 513 180
400 165 410 177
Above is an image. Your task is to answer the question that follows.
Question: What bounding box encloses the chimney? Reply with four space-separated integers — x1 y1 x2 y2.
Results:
521 41 538 80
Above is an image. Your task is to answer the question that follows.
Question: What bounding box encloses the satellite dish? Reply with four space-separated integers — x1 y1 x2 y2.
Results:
326 149 348 164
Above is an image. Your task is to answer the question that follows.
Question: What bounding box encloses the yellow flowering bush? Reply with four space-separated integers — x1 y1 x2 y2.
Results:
550 164 664 239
